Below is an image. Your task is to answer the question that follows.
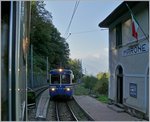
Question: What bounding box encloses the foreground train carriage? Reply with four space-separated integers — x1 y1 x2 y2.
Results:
1 1 31 121
49 69 74 99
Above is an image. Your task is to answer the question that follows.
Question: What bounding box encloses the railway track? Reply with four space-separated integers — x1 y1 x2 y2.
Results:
56 101 78 121
28 89 94 121
68 99 94 121
47 98 94 121
47 100 78 121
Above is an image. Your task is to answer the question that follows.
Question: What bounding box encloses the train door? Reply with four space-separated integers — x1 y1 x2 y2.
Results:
1 1 31 121
1 2 11 120
14 1 31 120
1 1 17 120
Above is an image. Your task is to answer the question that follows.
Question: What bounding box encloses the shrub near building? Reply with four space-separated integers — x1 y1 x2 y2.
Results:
82 75 98 94
78 73 109 103
94 73 109 95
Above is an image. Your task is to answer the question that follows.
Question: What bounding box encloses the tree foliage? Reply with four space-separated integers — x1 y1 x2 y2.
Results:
94 72 109 95
30 1 70 73
81 72 109 95
82 75 98 93
97 72 109 80
67 59 83 82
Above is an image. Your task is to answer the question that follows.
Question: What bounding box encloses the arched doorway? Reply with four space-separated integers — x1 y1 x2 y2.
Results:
116 65 123 104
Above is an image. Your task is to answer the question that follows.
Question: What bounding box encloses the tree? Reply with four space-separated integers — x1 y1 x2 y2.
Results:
67 59 82 82
94 72 109 95
82 75 98 94
97 72 109 80
30 1 70 73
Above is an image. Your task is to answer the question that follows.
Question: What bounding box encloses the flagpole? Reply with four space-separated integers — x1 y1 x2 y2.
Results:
126 3 149 41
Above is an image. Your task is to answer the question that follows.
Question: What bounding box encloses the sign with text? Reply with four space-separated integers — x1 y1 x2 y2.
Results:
129 83 137 98
122 43 149 56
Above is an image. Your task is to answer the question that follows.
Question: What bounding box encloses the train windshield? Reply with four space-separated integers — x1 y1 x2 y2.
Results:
61 74 70 84
51 74 60 84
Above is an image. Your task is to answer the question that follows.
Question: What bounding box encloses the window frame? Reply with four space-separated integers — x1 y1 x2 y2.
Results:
116 23 122 48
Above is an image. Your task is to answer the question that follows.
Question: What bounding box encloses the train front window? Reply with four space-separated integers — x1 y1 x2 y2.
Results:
51 74 60 84
61 74 70 84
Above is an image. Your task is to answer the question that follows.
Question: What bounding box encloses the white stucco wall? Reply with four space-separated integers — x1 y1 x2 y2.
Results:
108 3 149 113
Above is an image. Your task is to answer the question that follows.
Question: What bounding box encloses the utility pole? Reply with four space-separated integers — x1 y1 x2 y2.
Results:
46 56 49 81
80 59 83 77
31 44 33 88
60 62 62 68
85 68 87 75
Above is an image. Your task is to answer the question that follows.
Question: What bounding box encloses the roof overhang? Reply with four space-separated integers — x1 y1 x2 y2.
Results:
98 1 142 28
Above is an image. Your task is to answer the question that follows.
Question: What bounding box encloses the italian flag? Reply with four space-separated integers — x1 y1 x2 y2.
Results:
131 14 139 40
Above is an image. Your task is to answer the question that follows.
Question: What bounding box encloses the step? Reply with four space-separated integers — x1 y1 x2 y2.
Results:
107 104 125 113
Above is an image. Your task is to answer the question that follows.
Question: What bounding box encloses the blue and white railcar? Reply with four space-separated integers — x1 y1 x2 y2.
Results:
49 69 74 99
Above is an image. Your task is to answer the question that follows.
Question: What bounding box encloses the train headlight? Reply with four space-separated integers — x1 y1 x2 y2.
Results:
51 88 56 91
66 88 71 91
59 68 63 72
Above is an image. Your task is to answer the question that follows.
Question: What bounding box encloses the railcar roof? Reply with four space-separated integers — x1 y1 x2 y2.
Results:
49 69 73 75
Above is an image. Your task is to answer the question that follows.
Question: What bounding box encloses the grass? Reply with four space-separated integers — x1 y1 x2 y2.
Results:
96 95 108 104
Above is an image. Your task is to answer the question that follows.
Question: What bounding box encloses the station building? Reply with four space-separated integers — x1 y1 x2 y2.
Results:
99 1 149 119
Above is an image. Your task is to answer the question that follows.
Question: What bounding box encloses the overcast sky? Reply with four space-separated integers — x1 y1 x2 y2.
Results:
45 0 123 76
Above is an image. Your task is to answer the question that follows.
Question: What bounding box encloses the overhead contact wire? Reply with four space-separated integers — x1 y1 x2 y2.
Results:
64 0 80 37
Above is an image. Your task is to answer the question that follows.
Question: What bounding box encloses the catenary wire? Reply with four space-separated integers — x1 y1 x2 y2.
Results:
64 0 80 37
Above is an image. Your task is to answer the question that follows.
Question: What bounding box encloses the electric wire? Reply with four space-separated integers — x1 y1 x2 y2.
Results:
71 28 108 35
64 0 80 38
64 0 79 36
71 29 99 34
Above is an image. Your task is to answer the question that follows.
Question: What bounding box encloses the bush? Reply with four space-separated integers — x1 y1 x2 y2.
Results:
82 75 98 94
78 73 109 96
97 95 108 103
74 83 89 95
27 89 36 105
94 73 109 95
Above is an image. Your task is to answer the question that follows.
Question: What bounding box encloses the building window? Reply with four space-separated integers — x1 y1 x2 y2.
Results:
116 23 122 48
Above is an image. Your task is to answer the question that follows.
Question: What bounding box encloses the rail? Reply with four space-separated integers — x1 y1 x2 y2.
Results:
55 102 78 121
72 96 95 121
33 85 49 97
47 99 94 121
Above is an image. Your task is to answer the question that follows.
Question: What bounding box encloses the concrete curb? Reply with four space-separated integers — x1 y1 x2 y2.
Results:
35 89 50 119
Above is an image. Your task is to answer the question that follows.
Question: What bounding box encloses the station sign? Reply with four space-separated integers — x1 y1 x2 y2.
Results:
129 83 137 98
122 43 149 57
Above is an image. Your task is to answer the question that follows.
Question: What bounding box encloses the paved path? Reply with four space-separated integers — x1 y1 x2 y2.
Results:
74 95 141 121
35 89 50 119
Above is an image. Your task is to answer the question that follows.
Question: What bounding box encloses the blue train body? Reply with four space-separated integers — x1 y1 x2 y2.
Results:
49 69 74 99
49 84 73 98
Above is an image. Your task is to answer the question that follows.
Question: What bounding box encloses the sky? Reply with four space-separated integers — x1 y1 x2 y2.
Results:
45 0 123 76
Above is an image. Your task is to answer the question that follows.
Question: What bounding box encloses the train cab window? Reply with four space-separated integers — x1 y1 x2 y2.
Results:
51 74 60 84
61 74 70 84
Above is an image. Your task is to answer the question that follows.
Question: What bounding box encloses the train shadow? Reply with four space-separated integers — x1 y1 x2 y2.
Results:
50 96 73 102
